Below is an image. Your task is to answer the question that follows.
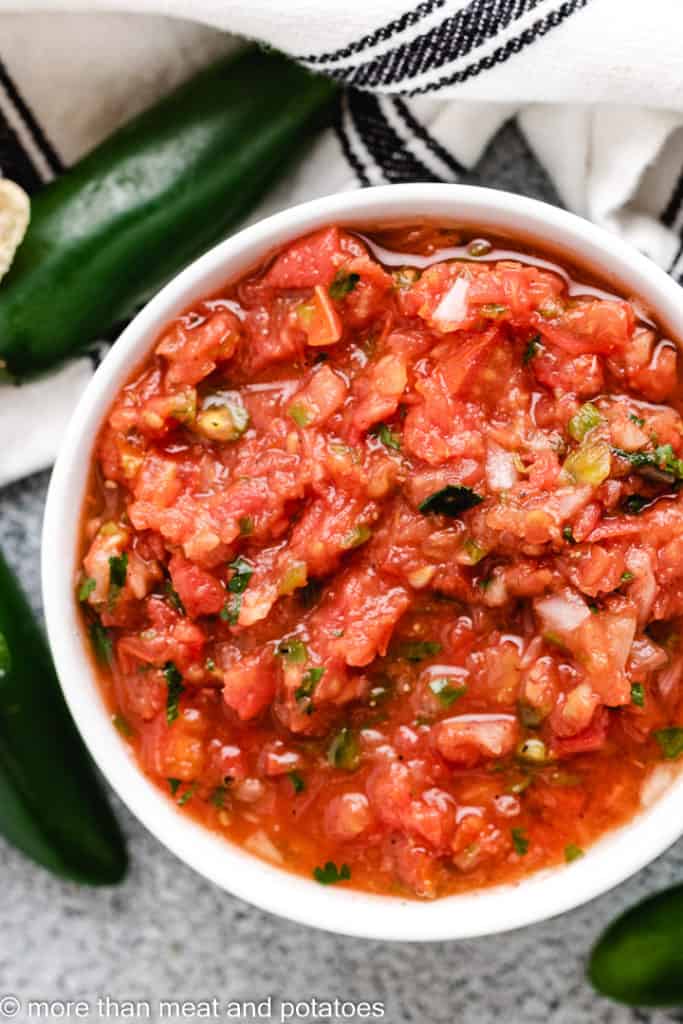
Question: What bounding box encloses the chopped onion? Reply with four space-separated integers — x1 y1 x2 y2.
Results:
244 829 284 864
657 654 683 705
551 485 593 522
432 276 469 328
535 590 590 633
486 442 518 492
641 764 675 808
624 548 656 627
627 637 667 675
604 611 637 671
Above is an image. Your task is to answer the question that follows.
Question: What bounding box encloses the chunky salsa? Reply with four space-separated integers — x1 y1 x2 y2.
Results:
79 223 683 899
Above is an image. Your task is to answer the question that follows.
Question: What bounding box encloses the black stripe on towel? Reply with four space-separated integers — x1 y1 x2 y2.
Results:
661 165 683 230
0 59 63 178
346 89 443 183
296 0 445 66
392 97 465 178
0 108 43 193
333 0 542 91
403 0 590 96
333 93 372 186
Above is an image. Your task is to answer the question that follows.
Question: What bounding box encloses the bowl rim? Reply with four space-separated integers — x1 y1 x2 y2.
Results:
42 182 683 941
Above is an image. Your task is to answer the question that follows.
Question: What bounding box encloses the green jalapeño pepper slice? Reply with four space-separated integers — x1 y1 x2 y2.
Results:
589 884 683 1006
0 549 127 884
0 46 336 377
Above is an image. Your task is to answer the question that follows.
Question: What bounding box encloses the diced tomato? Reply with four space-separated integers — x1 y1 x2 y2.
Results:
223 650 276 721
551 707 609 756
156 309 240 386
262 227 348 289
83 222 683 902
168 553 225 619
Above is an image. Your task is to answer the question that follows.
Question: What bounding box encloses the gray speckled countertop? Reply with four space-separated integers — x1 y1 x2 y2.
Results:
1 126 682 1024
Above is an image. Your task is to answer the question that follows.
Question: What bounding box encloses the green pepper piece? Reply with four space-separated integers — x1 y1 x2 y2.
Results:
0 47 336 377
589 884 683 1006
0 550 127 884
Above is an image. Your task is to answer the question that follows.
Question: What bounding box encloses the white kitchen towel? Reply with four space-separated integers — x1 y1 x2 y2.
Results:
2 0 683 486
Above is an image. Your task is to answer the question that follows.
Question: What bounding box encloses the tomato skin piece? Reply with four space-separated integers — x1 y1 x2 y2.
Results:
263 227 345 289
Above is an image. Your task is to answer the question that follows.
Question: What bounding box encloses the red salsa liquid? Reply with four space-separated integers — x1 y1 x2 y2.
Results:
80 223 683 899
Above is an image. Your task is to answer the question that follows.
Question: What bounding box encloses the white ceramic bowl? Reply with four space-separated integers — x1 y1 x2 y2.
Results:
43 184 683 941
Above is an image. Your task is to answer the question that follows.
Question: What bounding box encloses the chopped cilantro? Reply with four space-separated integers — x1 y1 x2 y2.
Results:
621 571 634 582
313 861 351 885
168 778 182 796
562 526 576 544
631 683 645 707
613 443 683 481
327 727 360 771
211 784 228 808
107 552 128 606
164 661 184 724
511 828 529 856
418 485 483 517
372 422 401 450
654 727 683 760
295 666 325 704
108 552 128 589
177 784 196 807
623 494 649 515
523 333 541 365
629 413 645 427
329 271 360 300
90 622 113 664
78 576 96 601
564 844 584 863
164 579 185 615
429 678 466 707
288 770 305 794
276 637 308 664
228 556 254 594
397 640 442 662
